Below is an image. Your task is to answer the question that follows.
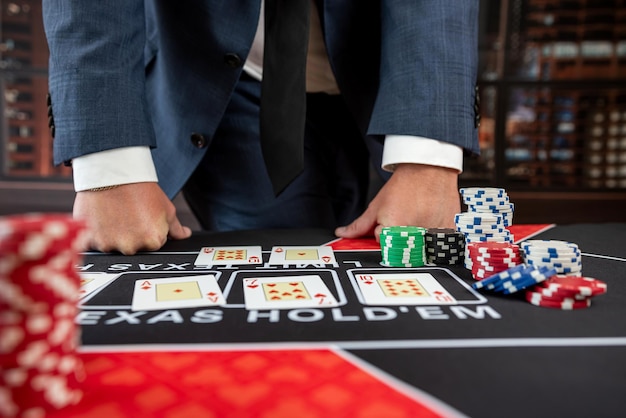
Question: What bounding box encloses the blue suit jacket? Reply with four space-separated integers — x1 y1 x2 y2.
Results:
43 0 479 198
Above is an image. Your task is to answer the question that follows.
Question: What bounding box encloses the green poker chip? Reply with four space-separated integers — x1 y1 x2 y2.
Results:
382 252 425 261
381 260 425 268
381 226 427 234
379 226 428 267
382 252 425 262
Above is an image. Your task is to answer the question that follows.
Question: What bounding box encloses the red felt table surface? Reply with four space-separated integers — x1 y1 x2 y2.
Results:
48 349 445 418
327 224 553 251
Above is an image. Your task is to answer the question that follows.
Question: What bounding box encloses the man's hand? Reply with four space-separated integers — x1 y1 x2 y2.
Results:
73 182 192 255
335 164 461 240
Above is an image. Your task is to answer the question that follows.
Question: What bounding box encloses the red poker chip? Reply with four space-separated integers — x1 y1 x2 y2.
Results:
0 214 87 257
471 269 490 278
525 289 589 302
472 267 514 277
527 285 591 300
468 248 520 256
472 269 499 280
474 263 523 271
2 263 81 311
467 242 517 249
472 261 521 270
525 292 592 309
537 276 607 297
471 253 521 260
470 253 520 261
473 260 521 268
0 214 86 415
467 242 520 252
470 255 523 263
468 243 519 250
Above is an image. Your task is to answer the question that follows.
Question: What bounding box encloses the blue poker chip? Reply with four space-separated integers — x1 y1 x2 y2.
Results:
526 254 582 262
470 202 514 209
522 247 581 255
458 229 505 235
458 222 504 229
455 217 502 226
460 187 506 195
500 277 544 294
497 266 556 291
474 265 557 293
493 277 535 294
525 260 582 268
555 266 582 274
526 264 582 273
465 199 509 206
465 237 506 243
461 192 506 198
472 264 528 289
463 198 504 202
469 209 513 215
520 241 579 253
473 230 508 236
525 255 581 263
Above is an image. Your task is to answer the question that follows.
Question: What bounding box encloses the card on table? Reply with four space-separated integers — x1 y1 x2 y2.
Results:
132 275 226 311
268 246 336 265
243 275 339 310
354 273 457 305
79 273 120 299
194 246 263 266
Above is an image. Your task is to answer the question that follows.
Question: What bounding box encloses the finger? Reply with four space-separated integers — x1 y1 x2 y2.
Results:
373 224 384 242
166 211 192 241
168 220 192 240
335 209 377 239
90 227 166 255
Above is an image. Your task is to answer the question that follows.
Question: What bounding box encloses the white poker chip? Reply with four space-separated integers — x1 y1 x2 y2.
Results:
460 187 507 196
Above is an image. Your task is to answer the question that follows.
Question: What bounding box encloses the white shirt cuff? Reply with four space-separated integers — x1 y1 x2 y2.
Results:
72 146 158 192
382 135 464 173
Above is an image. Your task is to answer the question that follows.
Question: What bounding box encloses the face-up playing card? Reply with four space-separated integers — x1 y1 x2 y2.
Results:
194 246 263 266
132 275 226 311
79 273 119 299
268 246 336 265
354 273 457 305
243 275 339 310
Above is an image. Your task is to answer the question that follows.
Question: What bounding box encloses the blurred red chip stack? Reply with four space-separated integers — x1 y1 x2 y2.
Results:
0 214 87 418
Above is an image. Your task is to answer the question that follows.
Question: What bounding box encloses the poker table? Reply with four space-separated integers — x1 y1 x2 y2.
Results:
58 223 625 418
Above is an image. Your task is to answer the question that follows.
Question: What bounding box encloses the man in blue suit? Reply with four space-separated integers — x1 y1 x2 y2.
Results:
43 0 479 255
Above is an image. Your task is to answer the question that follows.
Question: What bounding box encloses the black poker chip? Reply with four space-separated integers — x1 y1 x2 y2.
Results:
425 228 465 265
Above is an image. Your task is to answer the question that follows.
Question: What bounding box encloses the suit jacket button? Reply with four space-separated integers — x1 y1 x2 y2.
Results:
190 133 207 148
224 52 243 68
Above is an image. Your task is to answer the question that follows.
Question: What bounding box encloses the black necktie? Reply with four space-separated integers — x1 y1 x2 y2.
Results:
260 0 311 195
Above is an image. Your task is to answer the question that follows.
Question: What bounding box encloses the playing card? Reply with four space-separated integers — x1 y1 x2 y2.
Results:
194 246 263 266
79 273 119 299
132 275 226 311
268 246 336 265
242 275 339 310
354 273 457 305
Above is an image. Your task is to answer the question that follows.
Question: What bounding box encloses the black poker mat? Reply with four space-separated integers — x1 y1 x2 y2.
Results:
79 224 626 418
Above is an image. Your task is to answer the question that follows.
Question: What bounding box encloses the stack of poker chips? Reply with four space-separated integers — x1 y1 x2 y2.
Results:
454 212 513 244
424 228 465 265
525 275 607 310
469 235 609 310
460 187 514 227
520 240 582 276
466 242 523 280
379 226 426 267
0 214 87 416
472 264 558 295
